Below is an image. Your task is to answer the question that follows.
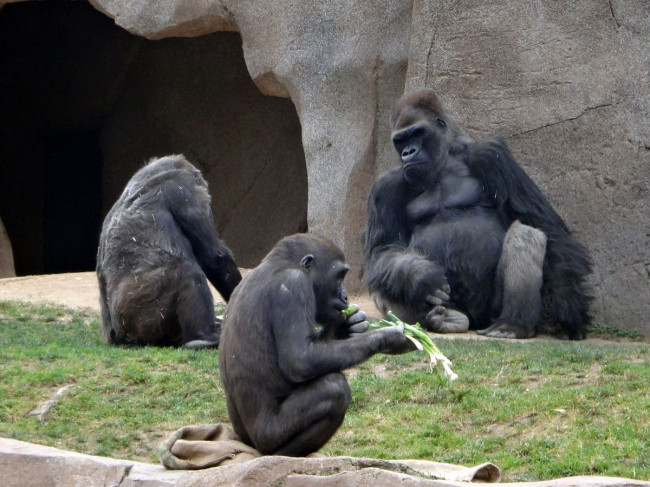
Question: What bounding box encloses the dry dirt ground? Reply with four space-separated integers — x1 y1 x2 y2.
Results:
0 271 381 317
0 271 646 344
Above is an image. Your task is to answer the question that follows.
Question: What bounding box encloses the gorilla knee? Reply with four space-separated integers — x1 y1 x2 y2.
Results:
496 221 547 326
324 373 352 410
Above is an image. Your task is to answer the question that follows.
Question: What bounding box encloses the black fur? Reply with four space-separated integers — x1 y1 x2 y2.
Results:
96 154 241 348
364 89 592 339
219 233 413 456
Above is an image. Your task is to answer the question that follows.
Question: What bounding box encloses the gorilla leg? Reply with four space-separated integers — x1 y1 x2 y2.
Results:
108 260 219 348
542 236 592 340
251 373 351 456
109 269 179 345
479 221 546 339
174 260 221 349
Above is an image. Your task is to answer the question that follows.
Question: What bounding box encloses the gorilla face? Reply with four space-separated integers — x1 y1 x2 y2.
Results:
389 90 464 187
301 252 350 326
391 113 456 187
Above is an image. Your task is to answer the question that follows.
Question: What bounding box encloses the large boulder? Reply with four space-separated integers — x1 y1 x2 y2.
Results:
2 438 650 487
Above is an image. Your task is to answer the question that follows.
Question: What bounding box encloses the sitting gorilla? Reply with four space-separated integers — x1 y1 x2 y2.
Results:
97 155 242 349
364 89 592 339
219 233 414 456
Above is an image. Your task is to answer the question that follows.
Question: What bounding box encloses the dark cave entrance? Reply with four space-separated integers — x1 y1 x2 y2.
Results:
43 130 103 274
0 1 307 276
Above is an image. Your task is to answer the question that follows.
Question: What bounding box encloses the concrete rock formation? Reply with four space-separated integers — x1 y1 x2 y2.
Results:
2 438 650 487
0 0 647 334
0 217 15 278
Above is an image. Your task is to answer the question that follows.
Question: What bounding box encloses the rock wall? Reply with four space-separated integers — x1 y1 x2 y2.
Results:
3 438 650 487
0 217 15 278
0 0 647 333
406 0 650 332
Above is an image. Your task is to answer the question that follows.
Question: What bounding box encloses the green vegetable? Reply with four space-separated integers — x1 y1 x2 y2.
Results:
341 305 357 316
372 311 458 381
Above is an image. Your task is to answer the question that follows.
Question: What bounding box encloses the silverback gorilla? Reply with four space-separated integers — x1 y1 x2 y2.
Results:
219 234 414 456
364 89 592 339
97 155 241 349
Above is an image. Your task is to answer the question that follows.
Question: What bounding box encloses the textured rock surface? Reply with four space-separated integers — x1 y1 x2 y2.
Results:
3 438 650 487
406 0 649 332
0 217 15 278
81 0 414 287
0 0 647 333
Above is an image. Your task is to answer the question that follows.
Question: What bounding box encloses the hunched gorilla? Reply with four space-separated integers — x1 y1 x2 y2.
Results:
97 155 242 349
219 233 414 456
364 89 592 339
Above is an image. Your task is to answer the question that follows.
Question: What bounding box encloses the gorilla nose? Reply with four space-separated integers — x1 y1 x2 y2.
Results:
340 289 349 305
401 146 419 163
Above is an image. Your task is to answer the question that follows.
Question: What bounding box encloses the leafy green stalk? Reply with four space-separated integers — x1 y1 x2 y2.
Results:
343 306 457 381
380 311 458 381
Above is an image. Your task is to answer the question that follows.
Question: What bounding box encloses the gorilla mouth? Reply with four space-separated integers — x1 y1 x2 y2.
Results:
403 161 426 172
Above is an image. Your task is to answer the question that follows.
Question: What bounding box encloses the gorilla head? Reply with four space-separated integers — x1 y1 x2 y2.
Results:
389 90 467 186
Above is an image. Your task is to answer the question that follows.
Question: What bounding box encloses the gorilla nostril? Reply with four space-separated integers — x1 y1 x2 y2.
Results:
401 147 419 162
340 289 349 304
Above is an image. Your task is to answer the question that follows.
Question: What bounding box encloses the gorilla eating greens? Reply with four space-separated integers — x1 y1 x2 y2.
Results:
364 89 592 339
97 155 241 349
219 234 414 456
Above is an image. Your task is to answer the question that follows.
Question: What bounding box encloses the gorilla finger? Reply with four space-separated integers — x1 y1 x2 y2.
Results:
425 305 447 326
426 295 444 306
434 288 450 302
442 284 451 294
348 321 370 334
346 310 368 325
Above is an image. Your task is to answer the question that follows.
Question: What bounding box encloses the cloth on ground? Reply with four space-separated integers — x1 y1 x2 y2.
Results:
161 423 261 470
160 424 500 482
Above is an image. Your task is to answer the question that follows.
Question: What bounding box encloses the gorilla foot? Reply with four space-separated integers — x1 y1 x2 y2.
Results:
477 322 536 339
425 307 469 333
183 338 220 350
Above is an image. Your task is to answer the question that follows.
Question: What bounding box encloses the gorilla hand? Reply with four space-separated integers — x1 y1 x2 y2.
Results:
343 305 370 334
377 322 418 354
426 284 450 307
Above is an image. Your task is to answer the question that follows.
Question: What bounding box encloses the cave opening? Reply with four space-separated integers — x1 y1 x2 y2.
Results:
0 0 307 276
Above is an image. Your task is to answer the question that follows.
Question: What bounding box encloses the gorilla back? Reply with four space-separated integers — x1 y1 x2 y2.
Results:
364 89 592 339
96 155 241 348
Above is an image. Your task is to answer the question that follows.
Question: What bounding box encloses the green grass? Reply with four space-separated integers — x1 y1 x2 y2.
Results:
1 300 648 482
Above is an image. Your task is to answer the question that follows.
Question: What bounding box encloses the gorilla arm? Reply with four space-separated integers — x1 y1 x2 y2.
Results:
271 270 413 384
163 181 242 301
464 137 568 234
364 169 448 311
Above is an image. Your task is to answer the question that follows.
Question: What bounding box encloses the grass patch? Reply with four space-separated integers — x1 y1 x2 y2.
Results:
1 300 648 482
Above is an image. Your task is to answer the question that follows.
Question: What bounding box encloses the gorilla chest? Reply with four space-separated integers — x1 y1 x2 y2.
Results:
406 173 503 257
406 173 483 224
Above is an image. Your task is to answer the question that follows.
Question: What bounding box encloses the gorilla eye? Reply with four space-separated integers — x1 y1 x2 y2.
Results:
437 118 447 129
411 127 426 138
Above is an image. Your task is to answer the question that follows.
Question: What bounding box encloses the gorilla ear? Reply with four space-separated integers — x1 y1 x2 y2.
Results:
300 254 315 270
